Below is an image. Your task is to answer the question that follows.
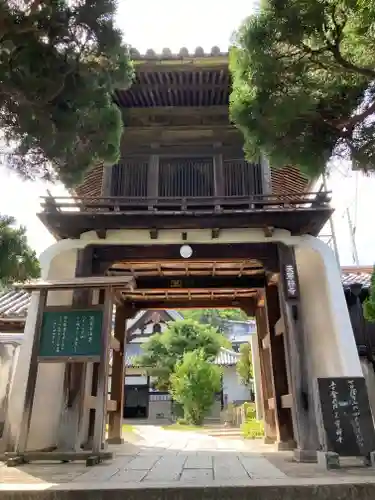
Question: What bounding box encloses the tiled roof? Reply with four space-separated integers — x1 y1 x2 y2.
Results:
125 344 240 368
130 47 228 60
0 290 30 318
342 273 372 288
0 333 24 344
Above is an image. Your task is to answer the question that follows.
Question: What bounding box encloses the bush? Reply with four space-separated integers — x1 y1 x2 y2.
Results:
243 402 256 420
241 419 264 439
170 350 222 425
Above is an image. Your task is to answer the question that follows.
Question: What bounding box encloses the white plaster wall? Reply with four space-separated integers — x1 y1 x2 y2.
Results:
0 343 20 446
6 227 362 450
294 237 362 378
5 242 82 451
222 366 250 403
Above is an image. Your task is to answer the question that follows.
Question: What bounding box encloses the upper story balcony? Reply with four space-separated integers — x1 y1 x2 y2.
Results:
38 189 332 240
37 50 333 240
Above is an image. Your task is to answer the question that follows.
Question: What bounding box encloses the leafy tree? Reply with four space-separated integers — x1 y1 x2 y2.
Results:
136 319 226 390
364 265 375 323
236 343 253 388
182 309 248 331
170 350 222 426
0 0 133 186
230 0 375 177
0 215 40 287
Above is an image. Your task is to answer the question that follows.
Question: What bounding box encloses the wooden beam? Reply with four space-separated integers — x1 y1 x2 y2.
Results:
87 396 117 412
91 243 279 272
135 275 266 290
262 334 270 350
16 276 135 291
110 337 120 352
123 298 257 312
268 398 275 410
281 394 293 409
149 229 158 240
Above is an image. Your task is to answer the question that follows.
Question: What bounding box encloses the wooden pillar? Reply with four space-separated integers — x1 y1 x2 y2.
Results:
57 247 93 451
278 243 319 458
264 283 295 447
255 304 277 443
101 165 113 196
147 153 159 199
213 143 224 197
107 305 127 444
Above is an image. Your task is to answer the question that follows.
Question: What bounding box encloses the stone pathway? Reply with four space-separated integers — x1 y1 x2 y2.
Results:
1 425 375 488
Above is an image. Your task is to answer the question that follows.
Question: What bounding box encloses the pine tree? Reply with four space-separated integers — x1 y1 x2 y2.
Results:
0 0 133 186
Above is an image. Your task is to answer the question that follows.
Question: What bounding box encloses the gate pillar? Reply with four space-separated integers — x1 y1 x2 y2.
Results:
107 304 135 444
278 243 319 460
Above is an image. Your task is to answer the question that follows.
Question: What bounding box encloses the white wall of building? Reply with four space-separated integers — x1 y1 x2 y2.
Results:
222 366 250 404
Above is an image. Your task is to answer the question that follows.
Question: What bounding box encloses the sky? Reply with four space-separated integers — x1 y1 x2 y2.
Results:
0 0 373 266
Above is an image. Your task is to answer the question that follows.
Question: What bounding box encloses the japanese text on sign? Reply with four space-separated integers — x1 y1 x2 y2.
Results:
348 379 364 448
284 264 297 298
329 380 343 444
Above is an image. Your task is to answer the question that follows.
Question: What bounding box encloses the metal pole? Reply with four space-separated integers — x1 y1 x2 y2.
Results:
16 290 48 454
347 208 360 266
322 174 341 267
92 288 112 455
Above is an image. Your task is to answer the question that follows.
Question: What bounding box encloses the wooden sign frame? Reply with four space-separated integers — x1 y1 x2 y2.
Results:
7 275 134 468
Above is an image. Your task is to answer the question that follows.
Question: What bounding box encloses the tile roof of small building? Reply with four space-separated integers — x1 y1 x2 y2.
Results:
124 344 240 368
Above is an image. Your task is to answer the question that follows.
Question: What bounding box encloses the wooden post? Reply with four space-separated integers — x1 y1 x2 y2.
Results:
213 143 224 198
255 304 277 443
278 243 319 459
93 289 113 454
16 289 48 454
107 304 127 444
101 165 113 196
147 153 159 200
57 247 93 451
264 283 295 448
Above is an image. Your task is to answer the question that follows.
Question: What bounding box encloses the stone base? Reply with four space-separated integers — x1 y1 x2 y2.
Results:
317 451 340 470
264 437 276 445
106 437 124 445
293 448 318 463
276 440 296 451
363 451 375 467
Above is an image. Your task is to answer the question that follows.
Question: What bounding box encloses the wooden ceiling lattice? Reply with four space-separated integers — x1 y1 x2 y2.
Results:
107 260 264 278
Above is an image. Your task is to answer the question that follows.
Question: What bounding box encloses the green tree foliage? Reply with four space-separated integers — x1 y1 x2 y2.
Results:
170 350 222 425
236 343 253 387
0 215 40 287
136 319 226 390
0 0 133 186
364 265 375 323
182 309 248 331
230 0 375 177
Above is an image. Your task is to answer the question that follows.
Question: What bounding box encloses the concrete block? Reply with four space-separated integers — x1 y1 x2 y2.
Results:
317 450 340 470
293 448 318 463
276 440 296 451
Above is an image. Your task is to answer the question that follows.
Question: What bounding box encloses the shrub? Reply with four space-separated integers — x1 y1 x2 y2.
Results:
241 419 265 439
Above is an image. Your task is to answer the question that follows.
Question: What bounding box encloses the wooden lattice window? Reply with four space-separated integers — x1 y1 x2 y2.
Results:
158 157 214 197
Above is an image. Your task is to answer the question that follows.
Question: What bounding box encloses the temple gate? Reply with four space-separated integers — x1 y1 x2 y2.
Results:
2 48 373 466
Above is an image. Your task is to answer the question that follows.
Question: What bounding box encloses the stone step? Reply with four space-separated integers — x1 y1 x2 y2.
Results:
1 482 375 500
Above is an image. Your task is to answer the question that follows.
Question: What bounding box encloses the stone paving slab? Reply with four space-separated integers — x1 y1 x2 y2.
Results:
3 425 375 489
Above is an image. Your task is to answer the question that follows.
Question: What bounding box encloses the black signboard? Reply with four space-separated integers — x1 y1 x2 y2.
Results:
279 244 299 300
317 377 375 456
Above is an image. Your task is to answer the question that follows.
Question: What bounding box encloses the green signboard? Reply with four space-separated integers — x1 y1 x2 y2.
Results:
38 309 103 360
